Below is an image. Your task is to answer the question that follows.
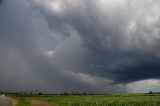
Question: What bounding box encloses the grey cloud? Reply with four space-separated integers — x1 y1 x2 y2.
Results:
0 0 160 93
0 0 105 93
38 0 160 83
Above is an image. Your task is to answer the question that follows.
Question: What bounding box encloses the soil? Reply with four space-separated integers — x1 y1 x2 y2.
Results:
31 100 59 106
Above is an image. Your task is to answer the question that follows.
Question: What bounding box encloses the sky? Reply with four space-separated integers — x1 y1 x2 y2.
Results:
0 0 160 94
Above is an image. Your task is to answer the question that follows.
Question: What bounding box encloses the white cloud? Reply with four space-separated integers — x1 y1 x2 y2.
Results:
49 0 65 13
127 79 160 93
45 50 55 57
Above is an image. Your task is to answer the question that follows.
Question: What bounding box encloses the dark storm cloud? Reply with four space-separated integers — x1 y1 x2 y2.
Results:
0 0 160 93
38 0 160 83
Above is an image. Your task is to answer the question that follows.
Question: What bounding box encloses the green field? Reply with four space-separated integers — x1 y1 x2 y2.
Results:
11 94 160 106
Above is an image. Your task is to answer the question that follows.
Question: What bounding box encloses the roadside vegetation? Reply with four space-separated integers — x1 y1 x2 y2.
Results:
10 96 31 106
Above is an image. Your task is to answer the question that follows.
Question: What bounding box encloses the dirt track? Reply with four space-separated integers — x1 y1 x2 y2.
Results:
0 95 13 106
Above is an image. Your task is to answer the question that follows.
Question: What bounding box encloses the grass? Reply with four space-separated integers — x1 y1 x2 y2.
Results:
10 94 160 106
15 100 31 106
11 96 32 106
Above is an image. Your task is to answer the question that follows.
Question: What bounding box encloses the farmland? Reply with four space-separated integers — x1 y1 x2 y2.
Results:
10 94 160 106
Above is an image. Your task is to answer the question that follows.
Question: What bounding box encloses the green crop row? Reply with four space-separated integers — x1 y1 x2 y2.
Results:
28 94 160 106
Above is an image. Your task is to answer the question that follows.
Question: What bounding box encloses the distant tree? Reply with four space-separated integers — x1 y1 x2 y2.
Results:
0 90 3 94
83 92 87 95
71 91 80 95
38 92 43 95
149 91 152 94
75 91 80 95
64 91 70 95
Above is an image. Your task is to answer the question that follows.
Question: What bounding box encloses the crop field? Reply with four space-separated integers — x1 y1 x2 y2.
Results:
10 94 160 106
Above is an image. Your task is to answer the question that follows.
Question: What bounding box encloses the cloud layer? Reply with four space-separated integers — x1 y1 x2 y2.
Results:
0 0 160 93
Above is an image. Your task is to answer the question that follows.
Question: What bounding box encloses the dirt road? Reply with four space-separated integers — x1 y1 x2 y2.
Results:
0 95 13 106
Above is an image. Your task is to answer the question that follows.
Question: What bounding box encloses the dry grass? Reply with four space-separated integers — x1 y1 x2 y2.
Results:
12 98 18 106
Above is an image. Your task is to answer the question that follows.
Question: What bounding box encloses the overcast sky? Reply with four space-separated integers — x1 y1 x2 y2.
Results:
0 0 160 93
